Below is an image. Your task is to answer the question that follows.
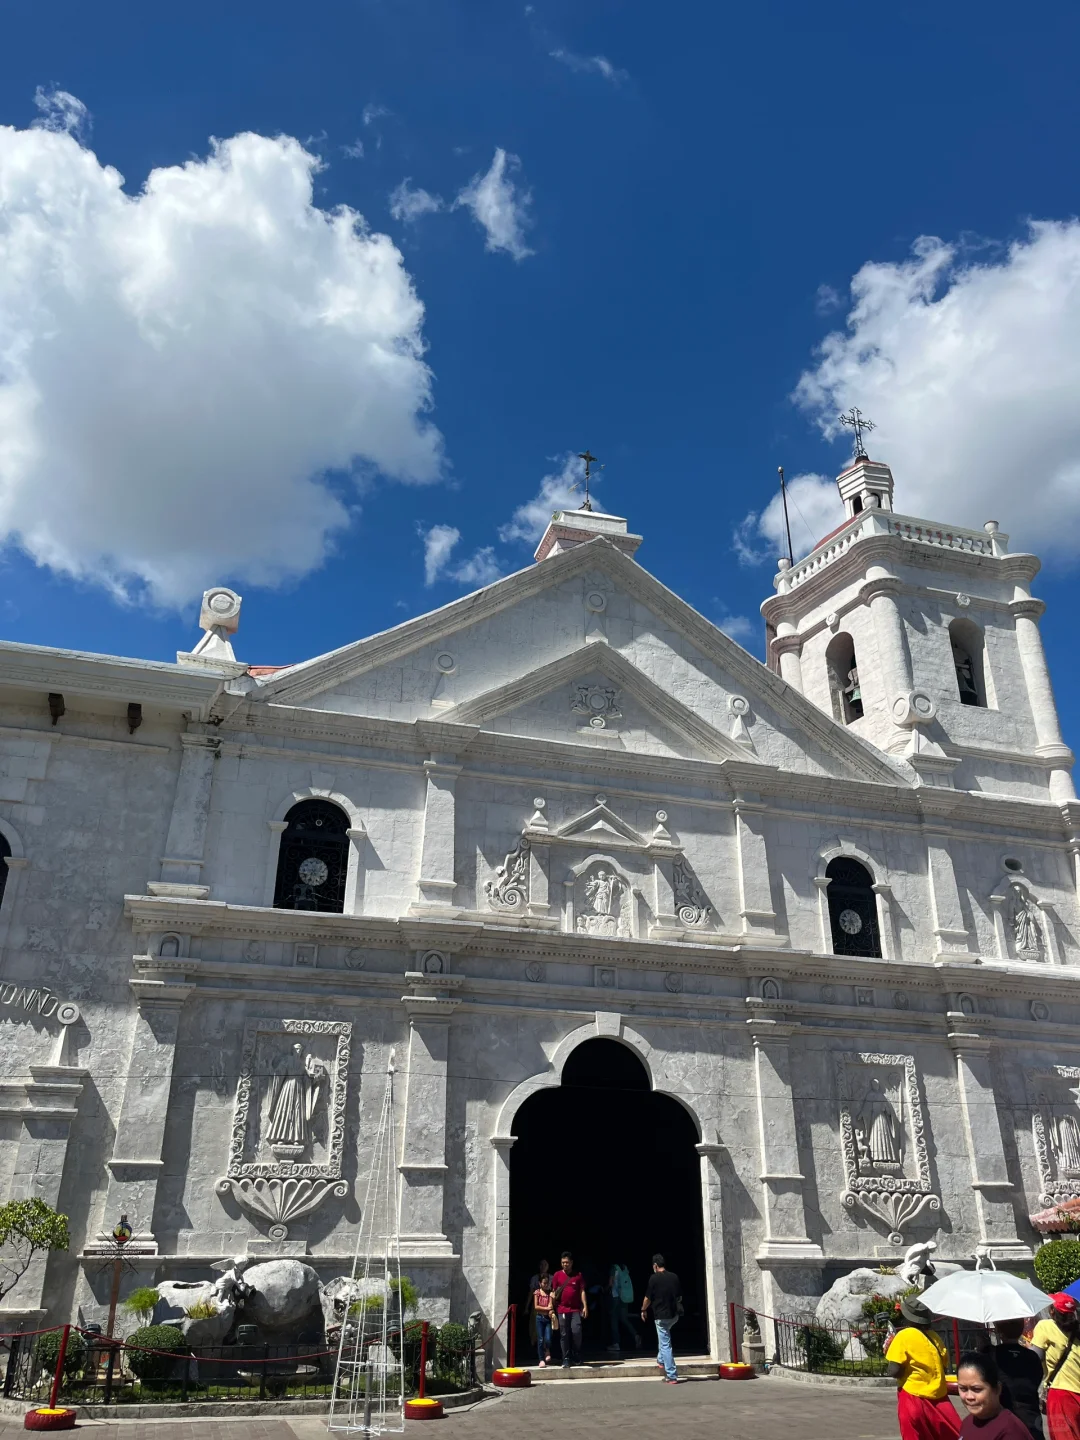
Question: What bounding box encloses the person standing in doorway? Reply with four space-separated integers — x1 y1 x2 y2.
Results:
553 1250 588 1370
641 1254 681 1383
526 1259 554 1360
608 1261 640 1353
1032 1292 1080 1440
885 1295 962 1440
532 1275 555 1368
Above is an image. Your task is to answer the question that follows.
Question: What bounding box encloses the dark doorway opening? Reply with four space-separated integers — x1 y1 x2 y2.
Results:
509 1038 709 1358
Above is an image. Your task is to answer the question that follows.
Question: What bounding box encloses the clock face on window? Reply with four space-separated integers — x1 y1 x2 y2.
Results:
838 908 863 935
298 856 329 888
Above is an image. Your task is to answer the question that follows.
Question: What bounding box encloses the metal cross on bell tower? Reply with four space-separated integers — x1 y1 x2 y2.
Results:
839 407 875 459
577 449 601 512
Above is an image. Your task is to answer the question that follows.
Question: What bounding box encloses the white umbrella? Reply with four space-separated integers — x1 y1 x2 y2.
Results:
918 1270 1052 1324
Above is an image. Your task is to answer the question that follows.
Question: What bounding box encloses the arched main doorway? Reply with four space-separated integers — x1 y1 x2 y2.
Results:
508 1039 708 1356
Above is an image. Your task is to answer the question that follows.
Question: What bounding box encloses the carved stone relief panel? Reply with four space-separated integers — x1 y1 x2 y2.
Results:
216 1017 351 1242
836 1051 940 1244
485 835 530 913
576 860 635 939
1029 1066 1080 1205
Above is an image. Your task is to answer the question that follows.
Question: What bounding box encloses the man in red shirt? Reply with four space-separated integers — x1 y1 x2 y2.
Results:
553 1250 588 1370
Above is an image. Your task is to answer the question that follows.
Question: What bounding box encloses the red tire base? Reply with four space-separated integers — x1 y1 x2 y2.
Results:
492 1367 532 1388
718 1363 755 1380
405 1398 445 1419
24 1409 78 1431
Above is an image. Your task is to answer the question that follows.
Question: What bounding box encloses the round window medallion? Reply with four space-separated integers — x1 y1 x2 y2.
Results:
345 947 366 970
729 695 750 717
1031 1000 1049 1022
893 990 910 1010
435 652 457 674
585 590 607 613
209 590 234 614
1003 856 1023 873
298 857 329 887
838 908 863 935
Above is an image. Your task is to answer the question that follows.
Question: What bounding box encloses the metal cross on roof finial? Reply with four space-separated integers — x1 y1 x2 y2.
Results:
839 407 875 458
577 449 602 512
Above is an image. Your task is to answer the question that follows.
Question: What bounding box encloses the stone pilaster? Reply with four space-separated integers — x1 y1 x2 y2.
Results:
1012 597 1076 803
489 1134 515 1366
747 1009 824 1330
733 795 785 944
93 974 194 1254
947 1022 1031 1262
151 734 219 899
0 1061 87 1325
696 1141 729 1361
922 812 979 959
412 755 461 913
863 571 913 748
399 993 458 1258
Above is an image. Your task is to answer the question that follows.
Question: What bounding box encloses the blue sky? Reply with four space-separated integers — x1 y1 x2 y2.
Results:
4 0 1080 745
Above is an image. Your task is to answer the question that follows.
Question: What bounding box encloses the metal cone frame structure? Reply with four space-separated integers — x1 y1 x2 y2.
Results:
328 1052 405 1435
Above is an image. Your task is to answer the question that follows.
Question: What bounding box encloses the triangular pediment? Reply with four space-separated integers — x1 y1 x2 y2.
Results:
442 644 748 763
553 799 648 847
255 538 908 788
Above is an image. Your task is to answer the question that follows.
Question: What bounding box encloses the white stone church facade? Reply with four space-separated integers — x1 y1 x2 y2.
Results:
2 454 1080 1352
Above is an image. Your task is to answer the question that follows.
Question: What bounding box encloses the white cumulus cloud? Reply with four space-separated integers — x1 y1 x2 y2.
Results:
421 523 503 588
499 452 592 544
0 110 442 605
734 472 843 566
714 611 756 645
795 223 1080 556
32 85 89 139
390 179 445 223
455 149 533 261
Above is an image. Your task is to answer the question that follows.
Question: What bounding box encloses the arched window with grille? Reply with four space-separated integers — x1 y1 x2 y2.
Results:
826 633 863 724
826 857 881 957
949 618 988 708
273 800 350 912
0 832 9 912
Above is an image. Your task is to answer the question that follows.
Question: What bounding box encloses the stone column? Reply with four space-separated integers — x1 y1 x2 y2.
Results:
94 975 194 1254
773 631 804 692
413 755 461 913
748 1012 824 1332
864 572 913 745
696 1141 729 1361
733 796 784 944
948 1023 1031 1263
399 996 457 1258
489 1135 515 1366
151 735 219 898
0 1062 87 1325
1012 598 1076 802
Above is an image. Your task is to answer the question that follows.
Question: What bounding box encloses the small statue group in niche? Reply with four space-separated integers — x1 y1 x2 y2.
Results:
1010 882 1042 960
854 1075 904 1172
577 868 630 938
265 1042 328 1157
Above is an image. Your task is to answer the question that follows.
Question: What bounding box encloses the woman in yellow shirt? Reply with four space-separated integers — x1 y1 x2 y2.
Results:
885 1296 962 1440
1031 1293 1080 1440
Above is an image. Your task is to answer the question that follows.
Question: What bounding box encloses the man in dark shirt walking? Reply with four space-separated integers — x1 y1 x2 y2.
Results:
641 1254 681 1383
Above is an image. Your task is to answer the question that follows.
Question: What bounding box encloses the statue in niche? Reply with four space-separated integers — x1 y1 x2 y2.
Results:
577 868 630 938
265 1042 327 1156
1010 883 1042 959
855 1075 903 1170
1052 1087 1080 1175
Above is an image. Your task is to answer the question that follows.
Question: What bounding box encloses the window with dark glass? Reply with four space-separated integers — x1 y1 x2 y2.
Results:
0 833 9 910
826 857 881 957
273 800 349 912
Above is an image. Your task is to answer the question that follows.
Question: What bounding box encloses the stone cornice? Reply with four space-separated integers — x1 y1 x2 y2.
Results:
762 531 1040 626
0 640 226 719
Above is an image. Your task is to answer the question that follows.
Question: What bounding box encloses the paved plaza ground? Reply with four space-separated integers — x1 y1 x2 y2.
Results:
0 1375 908 1440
